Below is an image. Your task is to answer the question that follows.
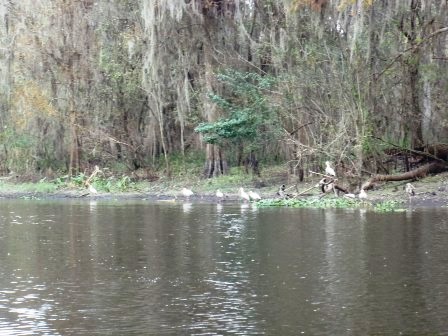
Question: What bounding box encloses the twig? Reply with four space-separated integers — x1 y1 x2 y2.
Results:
85 166 101 186
295 184 320 197
374 27 448 80
284 122 313 136
371 136 446 163
284 185 296 192
309 170 339 181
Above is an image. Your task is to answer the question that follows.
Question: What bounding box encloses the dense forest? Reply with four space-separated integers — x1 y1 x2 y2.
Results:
0 0 447 181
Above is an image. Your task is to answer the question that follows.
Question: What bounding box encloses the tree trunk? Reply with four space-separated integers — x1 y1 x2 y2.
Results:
402 0 424 148
408 58 424 147
201 22 229 178
244 150 260 176
204 143 227 178
68 110 80 176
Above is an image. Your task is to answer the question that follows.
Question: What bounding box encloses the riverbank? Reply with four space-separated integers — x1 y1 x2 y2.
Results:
1 168 448 208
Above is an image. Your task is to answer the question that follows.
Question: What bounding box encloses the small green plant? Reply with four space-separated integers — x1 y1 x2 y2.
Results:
50 172 138 193
89 175 138 192
70 173 87 187
373 200 401 212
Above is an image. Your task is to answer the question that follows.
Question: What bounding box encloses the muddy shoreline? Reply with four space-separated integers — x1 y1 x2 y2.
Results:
0 188 447 209
2 170 448 208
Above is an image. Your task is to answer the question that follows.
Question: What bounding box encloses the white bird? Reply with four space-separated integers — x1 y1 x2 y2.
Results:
239 187 250 202
181 187 194 198
87 183 97 194
248 190 261 201
325 161 336 177
405 183 415 197
358 189 368 200
216 189 224 201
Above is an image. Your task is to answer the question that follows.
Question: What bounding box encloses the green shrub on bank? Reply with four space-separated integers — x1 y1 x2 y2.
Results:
53 174 138 192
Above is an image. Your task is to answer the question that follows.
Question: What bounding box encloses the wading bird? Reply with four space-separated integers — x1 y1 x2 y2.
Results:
248 190 261 201
181 187 194 199
358 189 368 200
405 183 416 197
239 187 250 203
216 189 224 202
325 161 336 177
88 183 97 194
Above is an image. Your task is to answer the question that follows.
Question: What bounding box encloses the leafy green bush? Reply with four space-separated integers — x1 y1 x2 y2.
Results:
195 69 280 149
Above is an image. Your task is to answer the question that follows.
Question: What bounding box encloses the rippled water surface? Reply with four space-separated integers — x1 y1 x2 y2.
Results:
1 199 448 335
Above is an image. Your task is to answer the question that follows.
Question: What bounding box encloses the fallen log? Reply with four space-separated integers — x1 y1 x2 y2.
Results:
361 161 448 190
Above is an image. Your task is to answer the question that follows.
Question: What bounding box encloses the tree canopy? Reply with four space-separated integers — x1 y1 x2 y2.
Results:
0 0 446 177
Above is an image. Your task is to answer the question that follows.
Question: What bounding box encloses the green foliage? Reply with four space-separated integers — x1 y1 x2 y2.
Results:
1 0 446 177
94 175 136 192
0 125 67 173
0 128 39 172
154 151 206 178
257 197 403 212
200 166 253 191
373 200 401 212
53 173 137 192
195 70 280 147
70 173 87 187
53 175 70 188
257 197 359 209
0 180 58 193
361 127 377 155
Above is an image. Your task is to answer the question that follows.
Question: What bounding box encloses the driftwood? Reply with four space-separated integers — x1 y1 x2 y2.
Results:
296 184 320 197
361 161 448 190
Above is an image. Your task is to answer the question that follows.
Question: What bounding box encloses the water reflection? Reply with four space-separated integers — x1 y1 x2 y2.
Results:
216 203 223 213
88 200 98 212
182 202 193 213
0 281 57 336
240 203 249 214
0 201 447 335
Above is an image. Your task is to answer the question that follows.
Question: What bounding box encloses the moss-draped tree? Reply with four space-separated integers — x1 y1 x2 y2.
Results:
0 0 446 178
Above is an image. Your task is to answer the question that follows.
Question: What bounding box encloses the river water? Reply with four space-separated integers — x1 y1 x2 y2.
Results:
0 199 447 335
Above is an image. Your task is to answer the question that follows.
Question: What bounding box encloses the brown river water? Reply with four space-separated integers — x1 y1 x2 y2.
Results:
0 199 447 335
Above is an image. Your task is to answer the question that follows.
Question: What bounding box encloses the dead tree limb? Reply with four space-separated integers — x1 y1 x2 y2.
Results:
296 184 320 197
361 162 448 190
372 137 448 163
309 170 338 180
374 27 448 80
85 165 101 187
